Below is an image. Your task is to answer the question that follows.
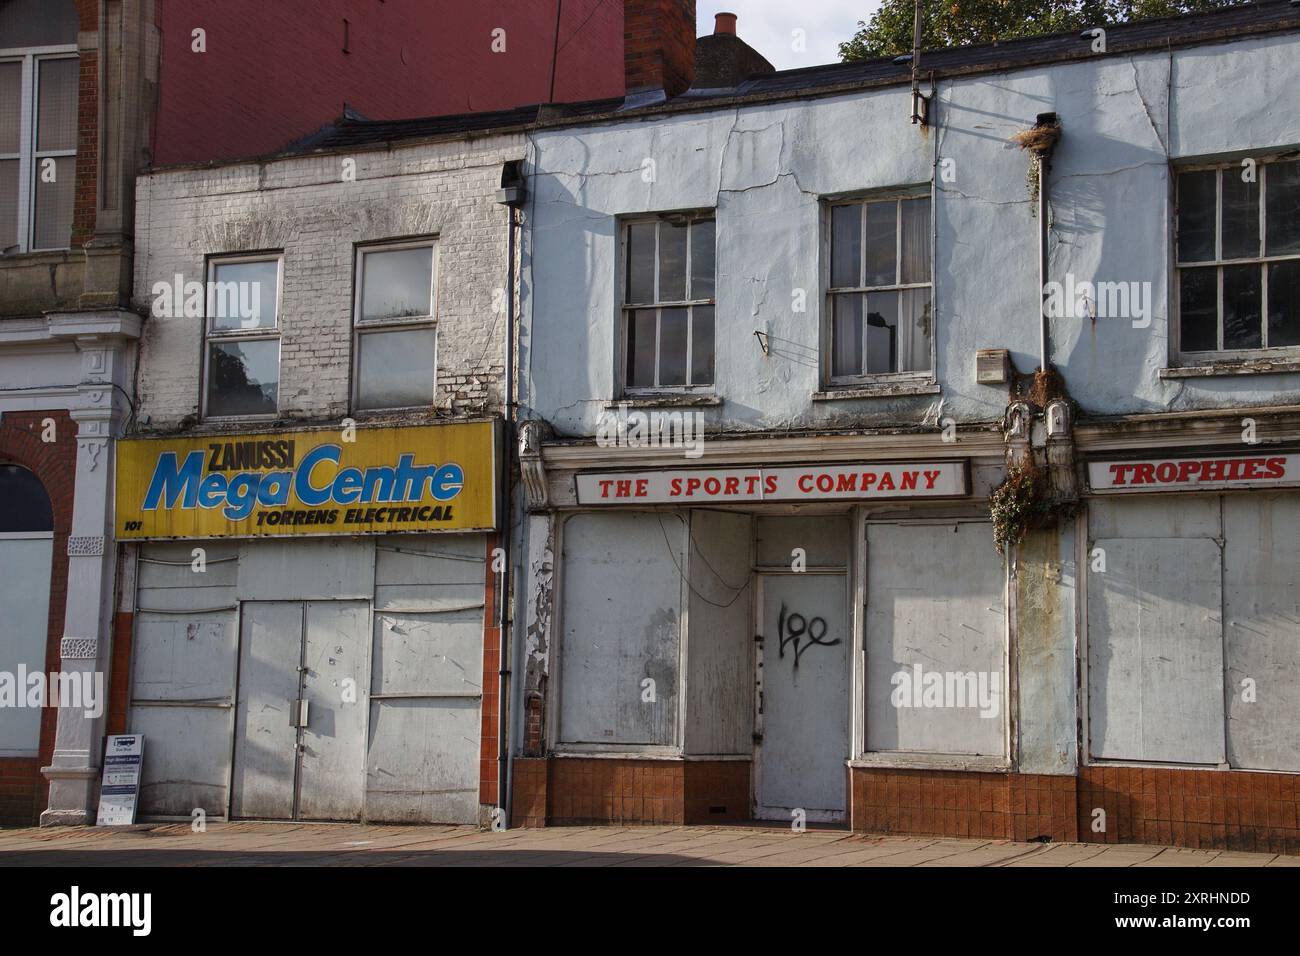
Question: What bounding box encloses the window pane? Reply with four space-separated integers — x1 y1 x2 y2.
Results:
31 155 73 249
0 61 20 153
211 259 279 330
658 306 687 386
36 57 78 152
658 220 687 302
689 219 715 300
830 204 861 288
864 201 897 286
831 293 863 378
1179 267 1218 352
0 159 17 250
1268 260 1300 348
1222 264 1262 350
864 290 899 374
1266 159 1300 256
626 309 656 387
900 288 932 372
207 340 279 417
0 464 53 533
1220 172 1259 260
1177 169 1216 262
361 246 433 320
356 327 435 409
690 305 713 385
900 197 931 284
626 222 656 304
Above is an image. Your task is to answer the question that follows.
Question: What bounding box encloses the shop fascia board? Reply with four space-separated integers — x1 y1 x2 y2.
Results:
540 429 1005 471
1075 406 1300 452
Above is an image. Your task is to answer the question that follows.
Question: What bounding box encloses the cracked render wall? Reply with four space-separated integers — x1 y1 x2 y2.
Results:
521 32 1300 437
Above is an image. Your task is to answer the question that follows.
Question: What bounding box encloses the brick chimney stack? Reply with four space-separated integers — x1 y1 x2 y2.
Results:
693 11 775 90
624 0 696 99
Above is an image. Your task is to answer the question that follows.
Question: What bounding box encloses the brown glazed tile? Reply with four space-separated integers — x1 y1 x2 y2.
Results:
1196 772 1214 799
1278 774 1297 803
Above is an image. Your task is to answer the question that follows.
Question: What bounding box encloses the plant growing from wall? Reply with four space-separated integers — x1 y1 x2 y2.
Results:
990 460 1051 554
1011 121 1061 213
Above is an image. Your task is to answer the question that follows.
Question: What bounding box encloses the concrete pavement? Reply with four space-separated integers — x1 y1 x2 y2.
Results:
2 823 1298 867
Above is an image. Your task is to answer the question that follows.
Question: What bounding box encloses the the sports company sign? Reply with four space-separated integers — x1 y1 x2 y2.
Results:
1088 452 1300 493
575 461 968 505
116 421 497 538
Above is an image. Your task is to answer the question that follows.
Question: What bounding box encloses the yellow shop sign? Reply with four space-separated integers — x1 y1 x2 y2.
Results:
116 421 497 539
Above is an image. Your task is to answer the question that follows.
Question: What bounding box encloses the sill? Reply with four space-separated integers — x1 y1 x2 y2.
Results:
607 394 722 409
849 753 1011 772
349 405 435 418
551 749 683 761
1160 359 1300 378
813 381 940 400
0 248 74 264
201 413 280 424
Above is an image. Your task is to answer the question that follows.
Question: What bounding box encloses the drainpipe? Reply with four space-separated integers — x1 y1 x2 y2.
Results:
1034 112 1060 372
495 162 526 826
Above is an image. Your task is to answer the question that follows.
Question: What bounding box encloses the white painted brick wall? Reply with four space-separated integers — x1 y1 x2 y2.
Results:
132 134 524 430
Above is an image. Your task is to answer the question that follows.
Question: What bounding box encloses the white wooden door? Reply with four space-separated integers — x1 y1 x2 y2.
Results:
755 573 849 822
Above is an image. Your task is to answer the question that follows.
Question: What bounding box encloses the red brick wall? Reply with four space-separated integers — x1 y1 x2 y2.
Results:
624 0 696 96
70 49 98 248
479 534 502 810
153 0 625 166
105 611 134 736
0 410 78 826
70 0 99 249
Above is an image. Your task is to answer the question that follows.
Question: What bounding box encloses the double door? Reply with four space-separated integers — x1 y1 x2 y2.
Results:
231 601 370 820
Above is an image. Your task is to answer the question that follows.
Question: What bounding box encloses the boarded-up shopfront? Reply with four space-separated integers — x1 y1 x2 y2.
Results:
1085 452 1300 773
114 421 498 823
513 438 1010 827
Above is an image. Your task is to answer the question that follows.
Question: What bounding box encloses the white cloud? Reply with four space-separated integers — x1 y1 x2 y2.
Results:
697 0 885 71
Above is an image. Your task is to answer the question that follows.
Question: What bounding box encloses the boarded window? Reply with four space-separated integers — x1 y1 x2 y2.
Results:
558 512 684 747
1223 494 1300 772
1087 497 1225 764
864 521 1006 757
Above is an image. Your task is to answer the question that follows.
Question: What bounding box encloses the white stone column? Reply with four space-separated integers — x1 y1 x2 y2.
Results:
40 312 139 826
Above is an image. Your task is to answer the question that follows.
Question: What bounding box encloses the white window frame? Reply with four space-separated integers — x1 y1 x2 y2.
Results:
618 212 716 395
0 45 78 253
1174 155 1300 363
823 186 935 388
351 238 438 413
200 253 284 422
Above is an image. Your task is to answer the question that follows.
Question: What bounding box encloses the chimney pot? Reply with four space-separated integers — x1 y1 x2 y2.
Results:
714 12 737 35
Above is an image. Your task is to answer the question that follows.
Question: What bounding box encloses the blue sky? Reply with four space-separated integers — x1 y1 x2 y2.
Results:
696 1 885 70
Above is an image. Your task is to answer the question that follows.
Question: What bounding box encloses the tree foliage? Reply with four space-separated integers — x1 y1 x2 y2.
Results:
838 0 1244 60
